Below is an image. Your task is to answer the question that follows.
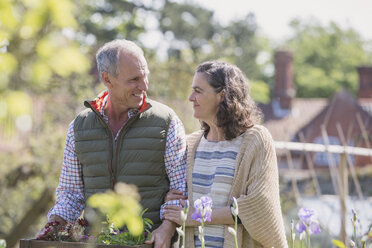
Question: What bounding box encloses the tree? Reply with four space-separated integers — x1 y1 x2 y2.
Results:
283 18 372 98
0 0 94 243
158 0 216 61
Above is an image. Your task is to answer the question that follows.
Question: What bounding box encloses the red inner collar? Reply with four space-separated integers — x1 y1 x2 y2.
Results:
89 91 149 113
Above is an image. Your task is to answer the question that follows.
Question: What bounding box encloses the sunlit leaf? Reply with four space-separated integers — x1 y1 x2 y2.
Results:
49 47 90 76
20 7 47 39
0 0 19 29
32 61 52 84
6 91 33 116
87 182 144 237
37 37 55 58
332 239 346 248
0 30 9 44
250 80 270 104
0 52 18 73
21 0 45 8
48 0 77 28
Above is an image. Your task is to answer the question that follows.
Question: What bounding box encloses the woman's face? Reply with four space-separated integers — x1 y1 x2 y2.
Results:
188 72 223 124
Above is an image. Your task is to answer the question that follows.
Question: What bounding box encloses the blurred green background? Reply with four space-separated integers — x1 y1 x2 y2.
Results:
1 0 372 247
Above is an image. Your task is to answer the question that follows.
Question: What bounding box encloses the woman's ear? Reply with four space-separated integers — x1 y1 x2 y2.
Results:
219 90 225 103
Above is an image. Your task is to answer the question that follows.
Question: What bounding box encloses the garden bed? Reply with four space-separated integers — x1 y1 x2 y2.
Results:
19 239 152 248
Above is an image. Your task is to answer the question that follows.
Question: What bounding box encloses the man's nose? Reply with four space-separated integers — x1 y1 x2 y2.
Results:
138 78 148 91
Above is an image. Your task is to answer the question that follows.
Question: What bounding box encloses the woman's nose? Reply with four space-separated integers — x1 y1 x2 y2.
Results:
188 92 194 102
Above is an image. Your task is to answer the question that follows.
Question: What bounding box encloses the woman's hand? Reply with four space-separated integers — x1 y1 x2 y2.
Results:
165 189 187 202
163 200 196 226
162 205 184 226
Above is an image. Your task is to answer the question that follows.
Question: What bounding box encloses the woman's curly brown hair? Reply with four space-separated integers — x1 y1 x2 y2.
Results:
196 60 262 140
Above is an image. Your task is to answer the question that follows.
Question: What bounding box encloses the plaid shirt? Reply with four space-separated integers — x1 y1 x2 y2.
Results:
48 96 186 223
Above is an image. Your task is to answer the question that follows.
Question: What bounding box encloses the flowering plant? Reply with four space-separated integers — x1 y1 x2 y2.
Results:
191 196 213 248
332 209 372 248
95 209 153 246
228 197 239 248
176 200 189 248
290 207 321 248
36 182 151 246
36 218 90 242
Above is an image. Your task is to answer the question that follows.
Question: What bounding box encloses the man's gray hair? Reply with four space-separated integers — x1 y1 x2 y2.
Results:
96 39 144 81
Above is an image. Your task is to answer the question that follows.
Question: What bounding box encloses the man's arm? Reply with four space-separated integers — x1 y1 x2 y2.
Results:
36 121 85 239
48 120 85 222
160 116 187 217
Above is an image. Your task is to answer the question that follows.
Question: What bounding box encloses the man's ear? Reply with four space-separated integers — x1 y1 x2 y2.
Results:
102 71 112 87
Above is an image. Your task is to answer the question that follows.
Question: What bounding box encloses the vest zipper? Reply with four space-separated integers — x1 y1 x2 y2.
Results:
112 104 151 186
85 102 115 189
86 100 152 190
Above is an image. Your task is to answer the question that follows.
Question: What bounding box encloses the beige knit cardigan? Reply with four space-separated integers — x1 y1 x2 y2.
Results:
184 125 288 248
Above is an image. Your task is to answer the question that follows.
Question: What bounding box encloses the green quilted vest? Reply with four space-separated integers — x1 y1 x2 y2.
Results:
74 96 175 228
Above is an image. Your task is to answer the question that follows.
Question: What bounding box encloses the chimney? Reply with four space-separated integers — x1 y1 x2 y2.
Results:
274 50 296 109
357 66 372 98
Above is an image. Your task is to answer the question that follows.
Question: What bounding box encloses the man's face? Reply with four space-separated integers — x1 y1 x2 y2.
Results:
106 51 149 110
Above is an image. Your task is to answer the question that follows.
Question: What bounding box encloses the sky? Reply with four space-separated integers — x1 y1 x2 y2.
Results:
197 0 372 42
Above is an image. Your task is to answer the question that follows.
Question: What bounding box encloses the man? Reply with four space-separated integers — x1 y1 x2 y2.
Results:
36 39 186 248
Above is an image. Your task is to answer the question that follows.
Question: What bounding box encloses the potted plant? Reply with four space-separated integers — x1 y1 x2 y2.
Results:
20 183 153 248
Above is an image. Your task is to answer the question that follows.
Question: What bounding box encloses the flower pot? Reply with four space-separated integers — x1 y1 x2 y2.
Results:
19 239 153 248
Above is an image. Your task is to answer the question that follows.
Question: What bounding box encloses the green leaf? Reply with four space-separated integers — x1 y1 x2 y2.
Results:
332 239 346 248
48 0 77 28
0 0 18 30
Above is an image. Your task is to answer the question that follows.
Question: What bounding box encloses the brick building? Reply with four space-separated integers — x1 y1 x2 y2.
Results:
260 51 372 168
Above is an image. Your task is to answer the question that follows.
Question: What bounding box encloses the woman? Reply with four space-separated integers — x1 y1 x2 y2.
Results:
163 61 288 248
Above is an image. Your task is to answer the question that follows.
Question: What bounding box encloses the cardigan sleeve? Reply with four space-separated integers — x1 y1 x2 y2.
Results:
236 127 288 248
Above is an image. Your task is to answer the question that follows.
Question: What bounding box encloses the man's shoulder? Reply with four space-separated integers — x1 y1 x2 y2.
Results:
73 108 97 130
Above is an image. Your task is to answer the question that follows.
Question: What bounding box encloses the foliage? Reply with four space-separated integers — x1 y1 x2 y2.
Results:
96 209 153 246
283 18 372 98
228 197 239 248
158 0 216 60
0 0 91 93
36 183 152 246
87 183 144 237
0 123 66 238
191 196 213 248
75 0 146 46
37 218 89 242
176 200 189 248
332 209 372 248
250 80 270 103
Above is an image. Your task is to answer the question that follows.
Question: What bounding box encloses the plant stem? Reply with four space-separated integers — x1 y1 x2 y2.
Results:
354 223 357 248
182 219 186 248
234 214 239 248
290 227 294 248
201 217 205 248
306 230 310 248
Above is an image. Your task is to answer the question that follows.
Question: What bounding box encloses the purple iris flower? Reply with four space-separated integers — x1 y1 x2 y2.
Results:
295 221 306 234
191 196 213 223
296 207 321 235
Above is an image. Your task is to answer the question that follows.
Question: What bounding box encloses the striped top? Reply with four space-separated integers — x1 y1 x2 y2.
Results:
185 126 288 248
192 134 243 248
